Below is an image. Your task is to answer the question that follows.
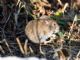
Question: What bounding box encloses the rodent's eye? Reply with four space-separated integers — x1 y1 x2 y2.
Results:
46 37 50 41
53 23 57 27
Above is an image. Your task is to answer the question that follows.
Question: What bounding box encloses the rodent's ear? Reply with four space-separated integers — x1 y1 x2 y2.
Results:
45 20 49 25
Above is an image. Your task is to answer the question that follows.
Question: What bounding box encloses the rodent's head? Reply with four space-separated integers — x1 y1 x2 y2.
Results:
44 19 60 34
39 19 60 45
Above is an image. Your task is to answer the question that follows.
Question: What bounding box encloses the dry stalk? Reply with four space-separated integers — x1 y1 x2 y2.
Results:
55 3 69 15
75 51 80 60
67 15 78 59
14 0 26 25
57 0 63 6
58 50 66 60
16 37 25 54
29 46 34 54
61 3 69 13
24 39 28 55
68 15 78 39
3 39 12 54
0 45 5 54
16 0 21 6
39 43 45 55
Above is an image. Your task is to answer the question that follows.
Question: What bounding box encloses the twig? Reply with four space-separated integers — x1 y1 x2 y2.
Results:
76 51 80 58
3 39 12 54
1 8 12 54
68 15 78 39
57 0 63 6
0 45 5 54
62 3 69 13
24 39 28 55
39 43 45 55
75 51 80 60
14 0 28 25
29 46 34 54
16 37 25 54
68 15 78 59
58 50 66 60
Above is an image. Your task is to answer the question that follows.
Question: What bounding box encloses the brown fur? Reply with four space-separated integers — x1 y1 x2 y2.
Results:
25 19 59 44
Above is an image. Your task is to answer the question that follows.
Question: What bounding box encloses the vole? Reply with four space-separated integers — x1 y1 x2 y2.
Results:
25 16 60 44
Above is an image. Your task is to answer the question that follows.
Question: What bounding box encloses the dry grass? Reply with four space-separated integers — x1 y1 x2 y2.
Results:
0 0 80 60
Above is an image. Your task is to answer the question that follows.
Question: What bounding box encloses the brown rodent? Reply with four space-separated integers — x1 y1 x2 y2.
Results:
25 17 59 44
